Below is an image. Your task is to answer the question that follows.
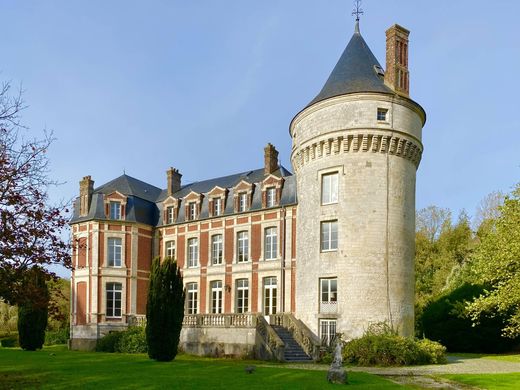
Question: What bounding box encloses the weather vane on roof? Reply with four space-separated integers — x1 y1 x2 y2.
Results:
352 0 364 21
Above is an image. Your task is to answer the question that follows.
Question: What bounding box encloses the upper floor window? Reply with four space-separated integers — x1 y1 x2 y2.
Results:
321 221 338 252
238 193 248 212
166 206 175 224
237 231 249 263
320 278 337 314
187 238 199 268
211 234 223 265
106 282 122 318
188 202 197 220
266 187 276 208
186 282 198 315
109 201 121 220
321 172 338 205
107 237 122 267
264 227 278 260
236 279 249 313
213 198 222 216
165 240 175 259
377 108 388 121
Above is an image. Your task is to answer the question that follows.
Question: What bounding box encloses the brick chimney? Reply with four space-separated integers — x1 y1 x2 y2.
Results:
79 176 94 217
166 167 182 196
385 24 410 97
264 143 279 176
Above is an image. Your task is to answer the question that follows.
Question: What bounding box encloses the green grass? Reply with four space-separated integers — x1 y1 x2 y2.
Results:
441 373 520 390
0 346 404 389
448 352 520 363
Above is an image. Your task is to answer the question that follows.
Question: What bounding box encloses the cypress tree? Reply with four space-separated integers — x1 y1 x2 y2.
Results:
146 256 185 361
17 267 49 351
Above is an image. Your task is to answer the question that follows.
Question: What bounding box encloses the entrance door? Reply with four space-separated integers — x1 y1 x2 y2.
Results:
263 277 277 319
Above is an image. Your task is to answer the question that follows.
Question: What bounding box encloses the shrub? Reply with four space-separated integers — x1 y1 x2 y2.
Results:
342 323 446 366
118 326 147 354
146 257 185 362
96 331 123 353
418 283 520 353
45 328 70 346
1 337 19 348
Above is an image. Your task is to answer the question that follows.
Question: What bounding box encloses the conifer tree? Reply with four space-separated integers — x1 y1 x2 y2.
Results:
17 267 49 351
146 256 185 361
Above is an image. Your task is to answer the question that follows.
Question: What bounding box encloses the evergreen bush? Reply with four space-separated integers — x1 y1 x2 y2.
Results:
17 268 49 351
45 328 70 346
342 323 446 366
146 256 185 362
118 326 147 354
95 331 123 353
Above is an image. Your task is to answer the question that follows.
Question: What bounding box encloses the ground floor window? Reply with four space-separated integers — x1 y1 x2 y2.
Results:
236 279 249 313
263 277 277 316
320 319 337 347
106 282 122 318
186 282 198 314
211 280 223 314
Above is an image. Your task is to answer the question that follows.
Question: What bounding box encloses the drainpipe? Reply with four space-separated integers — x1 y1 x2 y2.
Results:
281 207 286 313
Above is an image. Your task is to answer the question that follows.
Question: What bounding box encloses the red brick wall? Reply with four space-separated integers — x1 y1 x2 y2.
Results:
225 228 234 264
136 279 148 314
200 231 208 267
199 274 207 313
177 235 185 268
76 282 87 325
138 235 152 271
251 224 261 261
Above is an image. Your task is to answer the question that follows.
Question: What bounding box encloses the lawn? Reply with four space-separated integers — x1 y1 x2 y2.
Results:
441 373 520 390
448 353 520 363
0 346 403 389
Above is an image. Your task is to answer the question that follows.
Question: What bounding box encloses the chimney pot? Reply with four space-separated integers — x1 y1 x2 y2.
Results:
264 143 279 176
79 176 94 217
167 167 182 196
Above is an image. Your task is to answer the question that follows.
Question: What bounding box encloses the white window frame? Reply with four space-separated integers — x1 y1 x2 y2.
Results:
107 237 122 267
109 201 121 220
320 319 337 347
321 172 339 205
264 227 278 260
320 278 338 314
106 282 122 318
238 193 248 212
187 237 199 268
166 206 175 224
236 279 249 313
186 282 198 315
263 277 277 316
213 198 222 216
321 220 338 252
210 280 223 314
211 234 223 265
188 202 197 220
237 231 249 263
165 240 175 259
266 187 276 208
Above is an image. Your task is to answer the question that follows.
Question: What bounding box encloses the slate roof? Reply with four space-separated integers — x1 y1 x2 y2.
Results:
71 167 296 227
306 26 393 108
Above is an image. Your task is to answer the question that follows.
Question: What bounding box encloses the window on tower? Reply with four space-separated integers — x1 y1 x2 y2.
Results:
321 172 339 205
377 108 388 121
321 221 338 252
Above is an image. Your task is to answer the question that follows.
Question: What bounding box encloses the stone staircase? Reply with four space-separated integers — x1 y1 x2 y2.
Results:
272 325 313 362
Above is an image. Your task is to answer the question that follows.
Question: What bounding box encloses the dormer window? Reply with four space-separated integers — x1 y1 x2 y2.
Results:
166 206 175 224
109 201 121 220
213 198 222 216
266 187 276 208
188 202 197 220
238 193 248 212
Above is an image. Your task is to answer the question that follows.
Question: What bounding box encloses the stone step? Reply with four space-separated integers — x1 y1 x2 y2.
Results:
271 325 312 362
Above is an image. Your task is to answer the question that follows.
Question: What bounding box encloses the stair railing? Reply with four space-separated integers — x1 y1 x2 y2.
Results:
256 315 285 361
270 313 321 361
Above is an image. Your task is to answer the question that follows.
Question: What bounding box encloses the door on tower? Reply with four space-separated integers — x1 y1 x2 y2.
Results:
263 276 277 321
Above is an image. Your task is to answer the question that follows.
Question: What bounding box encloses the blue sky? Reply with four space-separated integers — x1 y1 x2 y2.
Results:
2 1 519 273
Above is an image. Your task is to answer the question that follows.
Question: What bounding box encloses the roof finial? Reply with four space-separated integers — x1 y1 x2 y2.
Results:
352 0 364 33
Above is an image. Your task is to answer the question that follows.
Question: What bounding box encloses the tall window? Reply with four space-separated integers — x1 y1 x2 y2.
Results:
166 206 175 224
186 283 198 314
264 227 278 260
187 238 199 267
320 319 337 347
237 231 249 263
321 172 338 205
165 240 175 259
213 198 222 216
321 221 338 252
236 279 249 313
109 201 121 220
211 234 223 265
238 193 248 212
188 202 197 220
211 281 223 314
263 277 277 315
266 187 276 207
107 238 122 267
106 282 122 318
320 278 337 313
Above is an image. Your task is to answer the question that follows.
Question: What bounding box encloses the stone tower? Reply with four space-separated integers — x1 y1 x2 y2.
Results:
290 21 425 340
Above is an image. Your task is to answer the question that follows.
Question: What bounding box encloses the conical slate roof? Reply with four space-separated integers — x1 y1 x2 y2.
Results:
307 25 392 108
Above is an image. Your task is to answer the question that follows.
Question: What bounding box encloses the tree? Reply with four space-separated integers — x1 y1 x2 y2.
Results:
473 190 504 234
146 256 185 361
467 184 520 338
0 81 71 309
17 267 49 350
